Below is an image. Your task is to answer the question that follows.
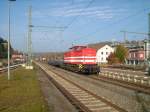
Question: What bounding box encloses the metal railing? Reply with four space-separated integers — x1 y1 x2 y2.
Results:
0 63 23 73
100 71 150 87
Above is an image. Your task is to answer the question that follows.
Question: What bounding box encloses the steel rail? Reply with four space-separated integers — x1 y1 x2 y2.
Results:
46 63 150 95
36 62 127 112
0 63 23 73
90 75 150 95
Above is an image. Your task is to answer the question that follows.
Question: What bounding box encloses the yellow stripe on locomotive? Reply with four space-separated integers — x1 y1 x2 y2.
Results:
79 64 83 69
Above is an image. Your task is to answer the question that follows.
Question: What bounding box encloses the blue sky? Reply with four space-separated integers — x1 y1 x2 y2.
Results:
0 0 150 52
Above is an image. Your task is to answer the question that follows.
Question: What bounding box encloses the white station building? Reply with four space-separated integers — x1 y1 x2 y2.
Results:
96 45 114 64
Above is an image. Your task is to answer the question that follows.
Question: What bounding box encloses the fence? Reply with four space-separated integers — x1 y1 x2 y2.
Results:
100 71 150 87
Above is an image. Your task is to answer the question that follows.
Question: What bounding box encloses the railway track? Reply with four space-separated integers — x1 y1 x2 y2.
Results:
46 63 150 95
90 75 150 95
36 62 127 112
49 63 150 95
0 64 23 73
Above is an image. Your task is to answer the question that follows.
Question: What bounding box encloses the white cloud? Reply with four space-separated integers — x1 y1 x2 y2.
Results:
33 2 127 20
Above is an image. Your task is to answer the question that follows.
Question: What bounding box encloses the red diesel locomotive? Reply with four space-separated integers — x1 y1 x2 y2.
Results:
63 46 100 74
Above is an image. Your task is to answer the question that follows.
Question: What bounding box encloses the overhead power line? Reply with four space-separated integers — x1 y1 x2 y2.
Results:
120 31 148 35
32 25 67 29
88 8 150 36
63 0 95 32
52 1 75 28
120 30 149 44
73 8 150 42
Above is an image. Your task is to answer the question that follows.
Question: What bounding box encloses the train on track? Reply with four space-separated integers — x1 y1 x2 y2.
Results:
48 46 100 74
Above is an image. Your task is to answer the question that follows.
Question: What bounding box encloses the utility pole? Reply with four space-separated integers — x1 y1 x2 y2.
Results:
122 31 127 46
121 30 148 58
7 0 16 80
121 31 127 44
148 13 150 57
144 13 150 60
149 13 150 42
26 5 33 69
147 13 150 75
8 0 11 80
120 31 149 41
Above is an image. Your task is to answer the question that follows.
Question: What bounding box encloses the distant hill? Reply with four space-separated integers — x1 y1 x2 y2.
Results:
34 40 145 60
34 52 64 60
88 41 112 50
88 40 144 50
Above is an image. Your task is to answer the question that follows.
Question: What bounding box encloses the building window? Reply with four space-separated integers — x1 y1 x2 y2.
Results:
101 52 103 55
101 57 103 60
106 52 108 55
129 53 131 58
134 53 135 58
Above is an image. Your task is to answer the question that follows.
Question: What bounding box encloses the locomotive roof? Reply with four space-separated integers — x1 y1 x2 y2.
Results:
69 46 87 49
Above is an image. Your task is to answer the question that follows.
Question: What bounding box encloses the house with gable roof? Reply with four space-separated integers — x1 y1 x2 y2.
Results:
88 43 114 64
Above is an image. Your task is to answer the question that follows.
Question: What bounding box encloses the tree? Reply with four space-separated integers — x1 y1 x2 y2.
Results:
107 52 120 64
0 37 14 59
0 37 4 43
114 45 128 63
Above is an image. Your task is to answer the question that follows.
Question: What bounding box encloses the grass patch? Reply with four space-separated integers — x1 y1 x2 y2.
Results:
0 67 48 112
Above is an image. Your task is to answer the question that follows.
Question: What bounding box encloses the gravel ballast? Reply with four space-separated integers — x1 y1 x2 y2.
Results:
47 65 150 112
37 69 78 112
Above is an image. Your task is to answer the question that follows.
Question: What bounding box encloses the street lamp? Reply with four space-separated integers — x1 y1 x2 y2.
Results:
8 0 16 80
